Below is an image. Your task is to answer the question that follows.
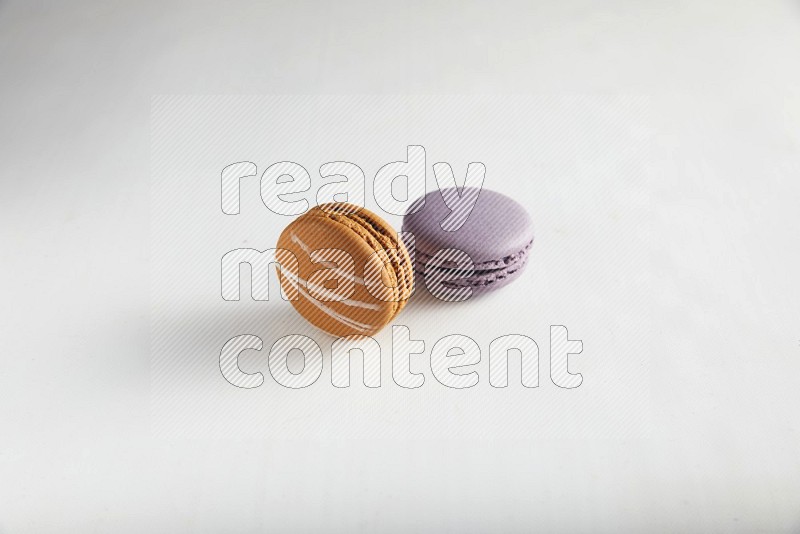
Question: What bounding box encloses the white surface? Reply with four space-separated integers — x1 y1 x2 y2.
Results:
1 1 800 532
150 94 652 441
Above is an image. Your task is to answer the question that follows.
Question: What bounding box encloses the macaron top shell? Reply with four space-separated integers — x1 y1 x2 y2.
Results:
402 188 534 268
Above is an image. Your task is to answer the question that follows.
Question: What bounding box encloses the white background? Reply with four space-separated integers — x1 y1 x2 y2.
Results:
2 1 799 532
150 95 651 441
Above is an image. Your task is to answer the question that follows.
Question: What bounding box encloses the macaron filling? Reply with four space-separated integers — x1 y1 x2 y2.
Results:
414 238 533 289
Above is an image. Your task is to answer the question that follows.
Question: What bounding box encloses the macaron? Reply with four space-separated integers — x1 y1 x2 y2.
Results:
276 203 414 337
401 187 534 298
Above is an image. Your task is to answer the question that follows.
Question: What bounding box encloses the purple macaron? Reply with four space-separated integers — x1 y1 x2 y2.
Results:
402 187 534 297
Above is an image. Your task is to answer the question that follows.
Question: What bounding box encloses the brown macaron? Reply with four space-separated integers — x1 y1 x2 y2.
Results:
276 203 414 337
